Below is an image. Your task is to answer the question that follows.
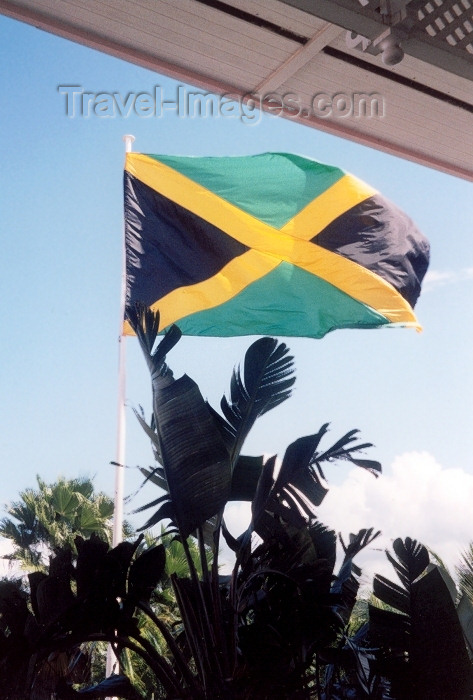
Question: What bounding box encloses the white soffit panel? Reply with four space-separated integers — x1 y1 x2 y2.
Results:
1 0 472 180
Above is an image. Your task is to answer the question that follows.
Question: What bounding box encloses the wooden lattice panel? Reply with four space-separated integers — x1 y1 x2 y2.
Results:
410 0 473 55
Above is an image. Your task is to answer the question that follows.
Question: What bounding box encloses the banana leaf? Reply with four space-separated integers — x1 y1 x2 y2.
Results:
410 565 473 699
152 373 231 537
128 305 231 539
229 454 266 501
370 537 473 700
128 544 166 604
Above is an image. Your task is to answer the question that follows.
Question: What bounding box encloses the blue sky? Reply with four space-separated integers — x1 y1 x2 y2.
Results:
1 15 473 574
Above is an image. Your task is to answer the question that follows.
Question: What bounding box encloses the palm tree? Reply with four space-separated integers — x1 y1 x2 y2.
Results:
0 475 122 571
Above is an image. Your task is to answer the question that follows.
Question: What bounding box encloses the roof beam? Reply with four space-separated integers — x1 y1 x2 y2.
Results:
254 22 343 93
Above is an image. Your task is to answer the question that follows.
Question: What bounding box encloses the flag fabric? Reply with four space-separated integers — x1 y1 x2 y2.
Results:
123 152 429 338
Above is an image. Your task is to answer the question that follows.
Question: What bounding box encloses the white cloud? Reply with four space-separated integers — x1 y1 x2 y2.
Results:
318 451 473 585
220 501 252 573
423 268 473 292
221 453 473 588
0 539 20 579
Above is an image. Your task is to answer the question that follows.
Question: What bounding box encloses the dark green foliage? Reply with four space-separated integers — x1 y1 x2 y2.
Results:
128 307 473 698
0 581 31 698
369 538 473 700
123 307 390 697
2 306 471 698
55 674 141 699
219 336 295 463
0 537 173 699
457 543 473 603
130 305 232 538
0 476 121 572
128 543 166 603
229 454 266 501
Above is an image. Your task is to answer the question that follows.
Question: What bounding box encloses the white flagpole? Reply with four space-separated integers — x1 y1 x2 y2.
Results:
106 134 135 685
112 133 135 549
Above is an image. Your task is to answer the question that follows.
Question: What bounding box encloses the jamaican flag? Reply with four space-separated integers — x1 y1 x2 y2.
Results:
123 152 429 338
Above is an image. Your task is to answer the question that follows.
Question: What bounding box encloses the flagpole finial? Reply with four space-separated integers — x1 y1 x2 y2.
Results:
123 134 135 153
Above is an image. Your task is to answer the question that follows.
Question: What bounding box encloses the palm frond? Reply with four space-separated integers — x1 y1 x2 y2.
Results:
386 537 429 590
132 407 162 464
219 337 295 463
332 529 381 625
313 428 382 478
126 303 181 385
138 466 168 492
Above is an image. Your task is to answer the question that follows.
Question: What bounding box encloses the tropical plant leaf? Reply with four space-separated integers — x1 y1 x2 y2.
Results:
386 537 429 590
333 529 380 625
235 510 342 697
133 493 170 515
344 632 378 698
74 533 110 599
251 455 278 524
128 305 232 539
35 550 76 626
102 539 143 599
409 565 473 699
51 483 80 516
312 428 382 478
229 454 265 501
316 427 361 457
428 559 458 603
308 520 337 574
369 537 429 648
275 431 330 508
219 337 295 463
339 528 381 561
138 500 175 532
280 483 321 520
128 544 166 603
456 543 473 603
348 457 382 476
457 593 473 655
226 456 278 562
78 506 109 533
126 303 181 381
372 574 409 615
221 519 241 554
370 602 410 643
57 673 141 698
206 402 234 451
133 407 162 464
0 581 29 640
152 374 231 537
28 571 47 622
369 538 473 700
139 466 168 492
